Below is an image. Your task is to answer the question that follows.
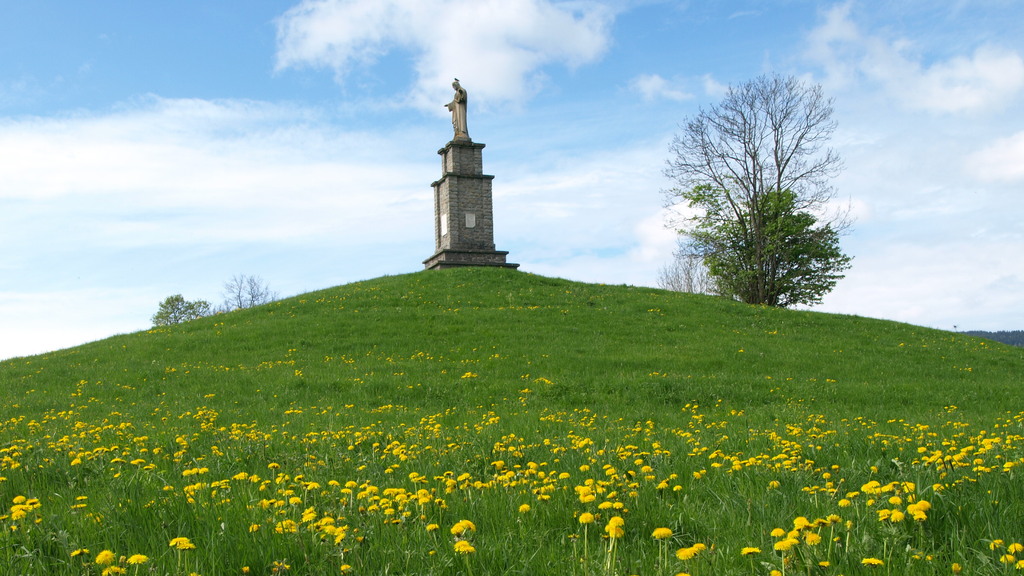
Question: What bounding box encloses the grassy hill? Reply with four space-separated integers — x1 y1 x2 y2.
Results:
2 268 1022 575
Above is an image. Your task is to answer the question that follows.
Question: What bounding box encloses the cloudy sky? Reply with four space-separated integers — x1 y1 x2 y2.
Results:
2 1 1022 360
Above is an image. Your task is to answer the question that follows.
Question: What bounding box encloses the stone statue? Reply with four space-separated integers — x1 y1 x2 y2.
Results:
445 79 469 140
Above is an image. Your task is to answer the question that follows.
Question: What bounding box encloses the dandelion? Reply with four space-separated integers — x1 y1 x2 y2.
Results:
126 554 149 565
340 565 353 574
951 564 962 574
96 550 117 565
676 547 698 560
426 523 440 532
102 567 126 576
454 540 476 554
741 547 761 555
70 548 91 557
451 519 476 536
578 512 595 524
774 538 799 552
862 557 884 567
652 527 672 540
1011 543 1024 554
519 504 531 514
1000 554 1017 564
169 537 196 550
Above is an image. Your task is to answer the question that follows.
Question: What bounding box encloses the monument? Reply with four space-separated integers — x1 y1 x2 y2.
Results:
423 80 519 270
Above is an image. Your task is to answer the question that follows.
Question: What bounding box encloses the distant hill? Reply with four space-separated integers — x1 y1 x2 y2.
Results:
962 330 1024 347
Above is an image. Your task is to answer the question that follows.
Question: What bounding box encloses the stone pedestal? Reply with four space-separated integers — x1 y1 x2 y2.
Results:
423 138 518 270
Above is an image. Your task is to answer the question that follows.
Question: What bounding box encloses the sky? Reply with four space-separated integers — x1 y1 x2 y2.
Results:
2 0 1023 360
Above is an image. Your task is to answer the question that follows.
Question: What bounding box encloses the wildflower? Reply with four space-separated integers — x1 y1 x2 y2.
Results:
774 538 799 552
770 528 786 538
951 563 962 574
605 516 625 538
96 550 116 565
169 537 196 550
578 512 595 524
1010 543 1024 554
1000 554 1017 564
340 565 352 574
676 546 701 560
271 560 291 572
426 523 440 532
454 540 476 554
804 532 822 545
70 549 90 557
741 547 761 555
862 558 884 567
519 504 531 514
451 519 476 536
126 554 149 565
652 527 672 540
102 567 126 576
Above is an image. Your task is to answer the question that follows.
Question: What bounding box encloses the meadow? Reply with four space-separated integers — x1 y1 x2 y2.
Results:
1 268 1022 575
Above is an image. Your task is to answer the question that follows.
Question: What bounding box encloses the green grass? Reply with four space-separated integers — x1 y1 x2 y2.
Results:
2 267 1022 575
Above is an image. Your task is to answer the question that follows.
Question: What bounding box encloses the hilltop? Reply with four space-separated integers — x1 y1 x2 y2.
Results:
3 267 1020 420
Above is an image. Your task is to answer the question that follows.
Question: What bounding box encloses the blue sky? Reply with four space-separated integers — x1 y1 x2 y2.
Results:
2 0 1023 360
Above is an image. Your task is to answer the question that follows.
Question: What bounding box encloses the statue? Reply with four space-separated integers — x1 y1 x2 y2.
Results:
445 79 469 140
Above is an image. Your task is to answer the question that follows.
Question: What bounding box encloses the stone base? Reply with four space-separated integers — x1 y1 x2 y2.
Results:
423 249 520 270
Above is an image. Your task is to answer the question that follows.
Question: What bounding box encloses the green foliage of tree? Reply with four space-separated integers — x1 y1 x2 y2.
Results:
665 74 852 307
151 294 212 326
687 186 850 307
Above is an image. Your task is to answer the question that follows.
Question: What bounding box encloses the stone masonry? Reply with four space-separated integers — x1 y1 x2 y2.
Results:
423 138 519 270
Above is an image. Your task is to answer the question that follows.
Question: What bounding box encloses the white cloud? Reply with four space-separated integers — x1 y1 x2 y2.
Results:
806 3 1024 113
967 131 1024 182
274 0 616 110
630 74 691 102
701 74 728 98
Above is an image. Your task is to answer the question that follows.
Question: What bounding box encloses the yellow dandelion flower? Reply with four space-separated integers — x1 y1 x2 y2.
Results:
676 547 698 561
1000 554 1016 564
774 538 799 552
95 550 116 566
426 523 440 532
340 565 353 574
741 547 761 555
450 520 476 536
770 528 786 538
578 513 595 524
951 563 962 574
519 504 531 514
70 548 90 557
804 532 822 545
454 540 476 554
652 527 672 540
1010 543 1024 554
862 557 884 567
102 567 126 576
169 537 195 550
126 554 149 565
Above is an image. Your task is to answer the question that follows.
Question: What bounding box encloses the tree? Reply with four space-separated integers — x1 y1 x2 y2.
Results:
220 274 278 311
664 73 851 307
152 294 212 326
